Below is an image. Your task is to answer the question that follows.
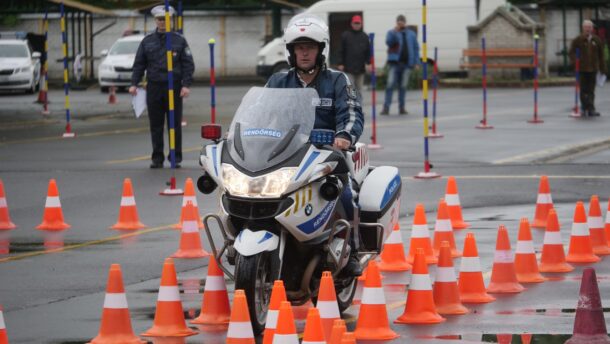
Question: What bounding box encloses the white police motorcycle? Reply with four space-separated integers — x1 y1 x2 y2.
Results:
198 87 401 334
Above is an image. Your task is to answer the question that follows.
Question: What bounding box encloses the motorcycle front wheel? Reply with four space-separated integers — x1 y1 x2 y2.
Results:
234 252 274 335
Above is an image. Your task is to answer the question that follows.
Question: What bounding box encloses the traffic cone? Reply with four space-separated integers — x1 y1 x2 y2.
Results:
605 197 610 247
191 256 230 326
354 260 398 340
226 290 255 344
328 319 346 344
171 201 210 258
108 86 117 104
0 180 16 230
262 280 287 344
379 222 412 272
316 271 340 341
566 268 610 344
302 308 325 344
395 248 446 324
88 264 145 344
532 176 554 229
406 203 437 264
111 178 146 230
515 218 547 283
433 199 461 258
539 209 574 273
458 232 496 303
174 178 203 229
433 241 469 315
141 258 197 337
341 332 356 344
36 179 70 231
487 225 525 293
272 301 298 344
588 196 610 255
496 334 513 344
444 176 470 229
521 333 533 344
0 305 8 344
566 201 600 263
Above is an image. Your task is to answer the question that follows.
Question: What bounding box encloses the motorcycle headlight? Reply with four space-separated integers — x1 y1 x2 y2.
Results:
222 163 297 198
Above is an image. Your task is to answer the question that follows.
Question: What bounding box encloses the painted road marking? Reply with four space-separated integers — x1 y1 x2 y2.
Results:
493 137 610 164
0 127 149 146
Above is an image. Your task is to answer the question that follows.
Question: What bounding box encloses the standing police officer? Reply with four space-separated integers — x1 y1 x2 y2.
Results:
130 5 195 168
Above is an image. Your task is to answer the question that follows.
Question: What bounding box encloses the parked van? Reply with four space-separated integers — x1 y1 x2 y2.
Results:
256 0 505 78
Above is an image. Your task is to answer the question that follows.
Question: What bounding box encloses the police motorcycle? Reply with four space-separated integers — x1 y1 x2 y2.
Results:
197 87 402 334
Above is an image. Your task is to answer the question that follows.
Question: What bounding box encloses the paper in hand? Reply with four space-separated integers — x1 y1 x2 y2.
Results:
597 72 606 88
131 88 147 118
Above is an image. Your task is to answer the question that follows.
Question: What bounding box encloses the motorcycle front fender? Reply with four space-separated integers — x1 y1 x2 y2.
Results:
233 229 279 257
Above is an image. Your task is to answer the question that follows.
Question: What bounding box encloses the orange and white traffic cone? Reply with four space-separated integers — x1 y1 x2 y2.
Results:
566 201 600 263
191 256 230 326
539 209 574 273
521 333 533 344
174 178 203 229
302 308 325 344
171 201 210 258
354 260 399 341
395 248 445 324
487 225 525 294
108 86 117 104
226 289 255 344
532 176 554 229
0 180 16 230
141 258 197 338
406 203 437 265
605 197 610 247
262 280 287 344
316 271 340 341
36 179 70 231
111 178 146 230
433 241 469 315
458 232 496 303
433 199 461 258
0 305 8 344
588 196 610 255
341 332 356 344
379 222 412 272
445 176 470 229
272 301 298 344
328 319 346 344
88 264 145 344
515 218 547 283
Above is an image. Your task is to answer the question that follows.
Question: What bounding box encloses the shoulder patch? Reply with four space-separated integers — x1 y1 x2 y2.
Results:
185 47 192 56
346 85 357 100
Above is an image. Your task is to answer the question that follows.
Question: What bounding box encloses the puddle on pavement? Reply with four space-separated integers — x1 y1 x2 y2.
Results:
478 215 505 221
423 333 572 343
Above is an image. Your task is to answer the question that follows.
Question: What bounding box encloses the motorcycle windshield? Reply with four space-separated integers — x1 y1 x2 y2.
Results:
227 87 317 173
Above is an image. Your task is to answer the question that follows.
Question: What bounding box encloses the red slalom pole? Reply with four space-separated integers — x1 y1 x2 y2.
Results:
429 46 443 138
570 48 581 118
528 34 543 124
368 32 381 150
476 37 493 129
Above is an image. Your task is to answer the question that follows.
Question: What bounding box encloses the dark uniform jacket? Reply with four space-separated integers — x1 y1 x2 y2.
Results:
337 29 370 74
131 30 195 87
569 34 607 74
266 68 364 145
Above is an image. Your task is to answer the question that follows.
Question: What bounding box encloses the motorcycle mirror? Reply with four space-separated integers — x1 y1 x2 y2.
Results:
201 123 222 140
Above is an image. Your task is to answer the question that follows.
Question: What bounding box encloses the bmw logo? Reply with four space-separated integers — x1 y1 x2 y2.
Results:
304 204 313 216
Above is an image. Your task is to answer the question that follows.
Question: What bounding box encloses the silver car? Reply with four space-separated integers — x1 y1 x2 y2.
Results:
0 39 41 94
98 35 144 92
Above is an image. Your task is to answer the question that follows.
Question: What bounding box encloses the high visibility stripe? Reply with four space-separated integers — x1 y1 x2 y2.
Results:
543 231 563 245
45 196 61 208
411 224 430 238
227 321 254 338
0 311 5 329
157 286 181 301
361 287 385 305
272 334 299 343
606 210 610 224
302 341 325 344
120 196 136 206
317 300 340 318
445 194 460 206
588 216 603 229
536 193 552 204
494 250 514 263
459 256 481 272
384 229 403 244
571 223 590 236
103 293 128 309
435 266 457 282
265 309 278 328
204 275 226 292
409 274 432 290
182 195 198 206
515 240 534 254
0 198 6 207
434 219 452 232
182 220 199 233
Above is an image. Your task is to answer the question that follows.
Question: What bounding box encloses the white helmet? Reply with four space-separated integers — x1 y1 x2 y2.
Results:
283 14 330 69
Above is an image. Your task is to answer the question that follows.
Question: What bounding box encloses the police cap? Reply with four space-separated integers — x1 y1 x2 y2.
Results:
151 5 175 18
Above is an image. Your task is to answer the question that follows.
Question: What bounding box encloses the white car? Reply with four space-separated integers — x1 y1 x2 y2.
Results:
98 35 144 92
0 39 41 94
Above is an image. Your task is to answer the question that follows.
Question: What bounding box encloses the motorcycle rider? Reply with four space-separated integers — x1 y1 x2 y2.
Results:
266 14 364 277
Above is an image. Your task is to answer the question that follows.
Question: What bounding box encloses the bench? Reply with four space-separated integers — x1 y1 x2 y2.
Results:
460 48 537 69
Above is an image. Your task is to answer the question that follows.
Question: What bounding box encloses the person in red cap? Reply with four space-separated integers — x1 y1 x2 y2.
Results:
337 14 370 94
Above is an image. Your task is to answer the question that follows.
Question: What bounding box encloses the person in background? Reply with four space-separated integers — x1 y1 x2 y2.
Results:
570 19 607 117
381 14 420 115
130 5 195 168
337 15 370 94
